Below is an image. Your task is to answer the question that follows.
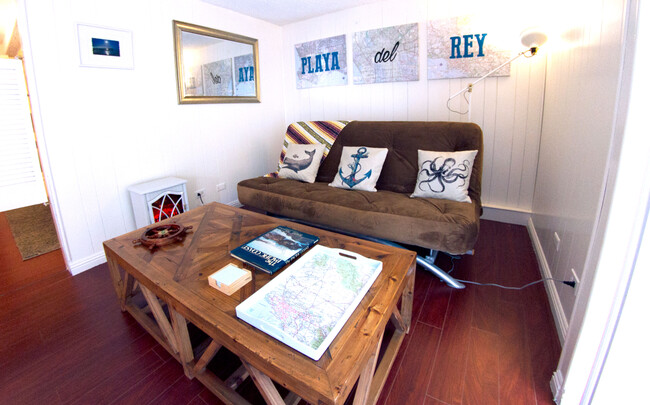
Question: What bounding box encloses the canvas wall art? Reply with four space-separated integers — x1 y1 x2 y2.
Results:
294 35 347 89
352 23 419 84
202 59 234 96
234 53 256 96
184 65 204 96
427 16 512 80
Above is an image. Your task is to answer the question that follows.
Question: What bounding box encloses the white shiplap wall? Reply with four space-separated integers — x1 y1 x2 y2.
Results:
20 0 286 273
281 0 547 213
530 0 629 336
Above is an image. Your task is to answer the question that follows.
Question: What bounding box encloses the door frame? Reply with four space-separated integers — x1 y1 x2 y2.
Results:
15 1 72 271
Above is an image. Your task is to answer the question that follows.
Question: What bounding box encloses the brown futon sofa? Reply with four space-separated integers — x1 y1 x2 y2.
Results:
237 121 483 288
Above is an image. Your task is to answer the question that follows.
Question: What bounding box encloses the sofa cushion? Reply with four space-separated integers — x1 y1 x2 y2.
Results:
267 121 350 177
411 149 478 203
329 146 388 192
316 121 483 203
278 143 326 183
237 177 480 255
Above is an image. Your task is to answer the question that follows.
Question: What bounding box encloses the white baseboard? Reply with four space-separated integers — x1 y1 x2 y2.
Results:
550 370 564 403
481 205 531 225
68 202 242 276
527 217 568 345
68 251 106 275
226 199 242 207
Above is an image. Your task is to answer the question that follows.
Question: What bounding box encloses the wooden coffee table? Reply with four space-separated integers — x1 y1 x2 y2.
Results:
103 203 416 405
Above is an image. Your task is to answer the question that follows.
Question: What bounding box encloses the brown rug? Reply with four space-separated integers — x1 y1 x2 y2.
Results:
5 203 60 260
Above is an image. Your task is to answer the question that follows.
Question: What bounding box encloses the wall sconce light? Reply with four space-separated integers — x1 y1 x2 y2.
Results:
447 27 548 117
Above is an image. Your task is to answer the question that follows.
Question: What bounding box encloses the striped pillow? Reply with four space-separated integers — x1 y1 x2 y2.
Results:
266 121 350 177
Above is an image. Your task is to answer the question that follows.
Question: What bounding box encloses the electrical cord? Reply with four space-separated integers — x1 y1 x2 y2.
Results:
442 253 461 275
451 277 576 290
436 252 575 290
446 90 471 115
198 194 205 205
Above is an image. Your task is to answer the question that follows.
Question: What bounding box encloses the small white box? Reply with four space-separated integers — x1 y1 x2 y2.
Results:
208 264 252 295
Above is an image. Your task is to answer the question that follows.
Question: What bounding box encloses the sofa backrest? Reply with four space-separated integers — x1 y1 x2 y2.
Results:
316 121 483 202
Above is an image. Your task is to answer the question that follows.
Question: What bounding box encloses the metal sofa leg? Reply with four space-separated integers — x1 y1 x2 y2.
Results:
356 237 466 289
416 255 465 289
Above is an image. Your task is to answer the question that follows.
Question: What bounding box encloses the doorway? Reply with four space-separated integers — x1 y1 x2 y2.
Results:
0 0 67 295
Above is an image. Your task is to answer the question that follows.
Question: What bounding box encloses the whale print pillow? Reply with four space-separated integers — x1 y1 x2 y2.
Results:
328 146 388 192
411 150 478 203
278 143 326 183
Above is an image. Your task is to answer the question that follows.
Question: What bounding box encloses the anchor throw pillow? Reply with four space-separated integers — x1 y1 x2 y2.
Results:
328 146 389 192
411 149 478 203
278 143 326 183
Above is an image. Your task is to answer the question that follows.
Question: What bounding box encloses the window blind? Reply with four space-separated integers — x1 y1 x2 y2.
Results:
0 58 47 212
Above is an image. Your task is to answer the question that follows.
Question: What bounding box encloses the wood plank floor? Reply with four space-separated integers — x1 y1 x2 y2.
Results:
0 219 561 404
0 210 68 296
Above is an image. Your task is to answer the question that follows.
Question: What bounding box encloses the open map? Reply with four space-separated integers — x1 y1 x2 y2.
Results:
236 245 383 360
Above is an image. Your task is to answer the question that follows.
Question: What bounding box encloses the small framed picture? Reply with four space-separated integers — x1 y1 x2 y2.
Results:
77 24 134 69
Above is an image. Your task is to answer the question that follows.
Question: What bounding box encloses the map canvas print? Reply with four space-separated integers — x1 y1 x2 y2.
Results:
236 245 383 360
230 226 319 274
353 23 419 84
234 53 255 96
295 35 348 89
427 16 512 79
202 58 234 96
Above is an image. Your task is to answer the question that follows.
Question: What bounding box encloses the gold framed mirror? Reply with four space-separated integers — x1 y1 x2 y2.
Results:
173 20 260 104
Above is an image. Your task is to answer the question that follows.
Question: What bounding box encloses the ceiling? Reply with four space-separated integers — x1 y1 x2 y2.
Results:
201 0 384 26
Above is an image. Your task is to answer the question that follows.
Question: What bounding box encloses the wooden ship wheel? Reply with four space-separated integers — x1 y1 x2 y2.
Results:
133 223 193 251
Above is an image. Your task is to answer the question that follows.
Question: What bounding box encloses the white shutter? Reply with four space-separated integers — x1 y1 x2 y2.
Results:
0 58 47 212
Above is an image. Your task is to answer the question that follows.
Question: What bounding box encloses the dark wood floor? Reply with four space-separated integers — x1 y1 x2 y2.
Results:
0 219 561 405
0 210 68 296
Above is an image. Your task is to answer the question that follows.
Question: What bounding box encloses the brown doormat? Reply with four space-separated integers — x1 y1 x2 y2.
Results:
5 203 61 260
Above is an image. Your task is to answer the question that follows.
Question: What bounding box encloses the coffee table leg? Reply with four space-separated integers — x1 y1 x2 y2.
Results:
353 333 384 405
170 306 197 379
401 266 415 334
106 254 127 311
140 284 180 354
243 361 301 405
193 340 223 375
364 264 416 405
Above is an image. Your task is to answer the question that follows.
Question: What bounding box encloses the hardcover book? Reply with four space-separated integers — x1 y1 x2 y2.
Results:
230 226 319 274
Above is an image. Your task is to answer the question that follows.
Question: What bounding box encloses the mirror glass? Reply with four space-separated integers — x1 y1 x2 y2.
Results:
173 21 260 104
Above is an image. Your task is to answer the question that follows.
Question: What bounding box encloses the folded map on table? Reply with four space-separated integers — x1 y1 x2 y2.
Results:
235 245 383 360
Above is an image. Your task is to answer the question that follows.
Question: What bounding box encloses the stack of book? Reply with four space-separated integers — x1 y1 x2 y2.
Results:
208 264 252 295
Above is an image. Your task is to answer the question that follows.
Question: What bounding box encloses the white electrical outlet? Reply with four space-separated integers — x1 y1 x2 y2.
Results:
571 268 580 296
217 183 226 191
195 188 205 199
553 232 561 251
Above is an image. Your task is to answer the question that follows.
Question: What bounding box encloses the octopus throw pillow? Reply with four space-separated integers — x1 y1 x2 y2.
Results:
411 150 478 203
329 146 388 192
278 143 326 183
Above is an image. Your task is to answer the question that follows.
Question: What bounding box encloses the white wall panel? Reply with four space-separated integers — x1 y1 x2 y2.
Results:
530 0 628 324
282 0 546 213
20 0 285 271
